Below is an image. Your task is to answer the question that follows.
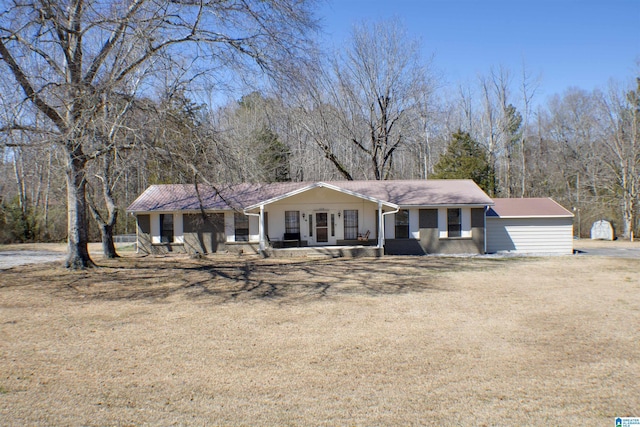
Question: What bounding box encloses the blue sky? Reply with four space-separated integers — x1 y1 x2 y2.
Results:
318 0 639 99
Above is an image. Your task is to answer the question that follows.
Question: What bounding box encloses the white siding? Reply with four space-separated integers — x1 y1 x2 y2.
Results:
438 208 447 238
249 215 259 242
486 217 573 254
438 207 472 238
150 213 160 244
174 213 184 243
224 212 234 242
461 208 472 238
409 209 420 239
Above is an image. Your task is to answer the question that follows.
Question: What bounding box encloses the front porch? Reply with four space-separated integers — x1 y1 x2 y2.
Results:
263 245 383 258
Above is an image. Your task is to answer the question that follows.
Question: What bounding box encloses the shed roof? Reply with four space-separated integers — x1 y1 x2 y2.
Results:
127 179 493 213
486 198 574 218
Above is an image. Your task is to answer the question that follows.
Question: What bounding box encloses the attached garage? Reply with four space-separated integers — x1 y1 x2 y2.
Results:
486 198 574 255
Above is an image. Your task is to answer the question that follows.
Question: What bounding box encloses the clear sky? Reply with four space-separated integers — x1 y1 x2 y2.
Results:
318 0 639 100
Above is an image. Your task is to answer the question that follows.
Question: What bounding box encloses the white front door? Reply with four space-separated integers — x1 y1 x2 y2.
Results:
311 212 337 245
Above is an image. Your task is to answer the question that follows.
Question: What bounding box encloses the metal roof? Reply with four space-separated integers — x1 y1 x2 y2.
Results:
486 198 574 218
127 179 494 213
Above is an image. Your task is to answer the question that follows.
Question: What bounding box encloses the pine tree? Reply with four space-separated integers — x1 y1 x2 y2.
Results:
432 131 496 195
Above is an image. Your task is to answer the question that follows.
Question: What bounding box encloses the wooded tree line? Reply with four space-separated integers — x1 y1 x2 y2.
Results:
1 1 638 268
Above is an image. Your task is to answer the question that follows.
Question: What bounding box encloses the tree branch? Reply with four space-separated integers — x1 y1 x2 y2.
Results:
0 39 68 132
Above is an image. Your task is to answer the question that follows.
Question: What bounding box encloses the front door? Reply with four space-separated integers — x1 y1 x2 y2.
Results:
311 212 337 245
315 212 328 243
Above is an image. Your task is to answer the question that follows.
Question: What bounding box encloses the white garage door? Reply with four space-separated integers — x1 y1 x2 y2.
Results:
486 217 573 254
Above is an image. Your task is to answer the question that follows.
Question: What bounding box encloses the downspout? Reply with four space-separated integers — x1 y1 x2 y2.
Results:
378 201 400 249
133 212 139 254
244 205 265 253
484 206 487 255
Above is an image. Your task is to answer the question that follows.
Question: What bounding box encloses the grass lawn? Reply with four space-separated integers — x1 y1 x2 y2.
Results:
0 249 638 425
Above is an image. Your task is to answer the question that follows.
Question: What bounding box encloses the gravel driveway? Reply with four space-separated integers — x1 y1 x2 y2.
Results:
0 250 65 270
574 245 640 258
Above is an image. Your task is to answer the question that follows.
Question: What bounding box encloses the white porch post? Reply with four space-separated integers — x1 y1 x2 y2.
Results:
259 204 265 252
377 201 384 248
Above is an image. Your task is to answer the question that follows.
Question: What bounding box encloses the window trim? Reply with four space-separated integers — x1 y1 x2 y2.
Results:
447 208 462 238
234 212 249 242
285 210 300 234
343 209 359 240
160 213 174 243
394 209 410 239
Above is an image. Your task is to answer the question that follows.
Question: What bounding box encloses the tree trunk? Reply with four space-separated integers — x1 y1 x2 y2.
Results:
65 150 94 269
101 221 118 259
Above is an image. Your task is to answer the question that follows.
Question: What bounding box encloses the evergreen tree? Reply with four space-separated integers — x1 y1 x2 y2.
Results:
256 126 291 183
432 131 496 195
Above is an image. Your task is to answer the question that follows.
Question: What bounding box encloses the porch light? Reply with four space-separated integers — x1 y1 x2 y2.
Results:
338 212 341 218
302 212 306 220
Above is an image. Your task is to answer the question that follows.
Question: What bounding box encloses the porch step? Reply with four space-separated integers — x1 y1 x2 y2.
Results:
264 246 383 259
305 253 334 259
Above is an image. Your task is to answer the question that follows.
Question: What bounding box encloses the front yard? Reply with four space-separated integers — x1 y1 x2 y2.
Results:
1 251 638 425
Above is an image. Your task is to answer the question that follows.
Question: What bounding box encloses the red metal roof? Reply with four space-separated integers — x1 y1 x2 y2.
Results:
487 198 574 218
127 179 494 213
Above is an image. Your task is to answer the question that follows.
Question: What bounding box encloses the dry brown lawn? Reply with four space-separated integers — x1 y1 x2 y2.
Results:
1 247 639 426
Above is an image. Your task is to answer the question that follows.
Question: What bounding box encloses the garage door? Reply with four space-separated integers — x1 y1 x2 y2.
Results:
486 217 573 254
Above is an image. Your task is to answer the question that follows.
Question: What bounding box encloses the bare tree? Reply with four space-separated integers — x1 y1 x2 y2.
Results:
0 0 318 268
294 18 434 180
597 79 640 240
518 64 539 197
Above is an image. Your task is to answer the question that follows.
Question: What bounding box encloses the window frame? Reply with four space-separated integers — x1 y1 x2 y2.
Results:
160 213 174 243
285 210 300 234
234 212 249 242
447 208 462 238
343 209 359 240
394 209 410 239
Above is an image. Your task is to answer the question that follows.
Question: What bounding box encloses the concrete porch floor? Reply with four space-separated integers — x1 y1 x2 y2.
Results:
263 245 383 258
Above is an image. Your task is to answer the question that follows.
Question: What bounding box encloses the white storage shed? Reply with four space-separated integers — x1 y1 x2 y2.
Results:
486 198 574 255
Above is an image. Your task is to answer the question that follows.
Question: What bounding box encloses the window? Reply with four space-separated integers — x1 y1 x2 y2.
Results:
395 209 409 239
447 208 462 238
343 210 358 240
234 212 249 241
285 211 300 234
160 214 174 243
331 214 335 237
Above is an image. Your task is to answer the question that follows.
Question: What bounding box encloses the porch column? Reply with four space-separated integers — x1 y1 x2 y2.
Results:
377 201 384 248
259 204 265 252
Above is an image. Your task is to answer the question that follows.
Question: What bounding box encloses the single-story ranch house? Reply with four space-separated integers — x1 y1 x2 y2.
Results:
127 180 574 256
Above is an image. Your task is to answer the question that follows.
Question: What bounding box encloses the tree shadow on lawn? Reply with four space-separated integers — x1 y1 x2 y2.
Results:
1 255 520 304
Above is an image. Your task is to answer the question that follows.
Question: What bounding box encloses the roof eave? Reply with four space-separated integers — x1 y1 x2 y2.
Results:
487 214 575 219
400 203 493 208
243 181 399 211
